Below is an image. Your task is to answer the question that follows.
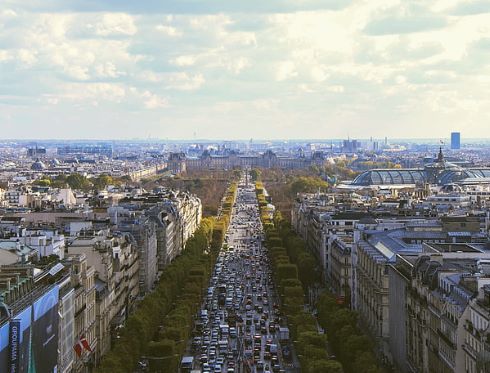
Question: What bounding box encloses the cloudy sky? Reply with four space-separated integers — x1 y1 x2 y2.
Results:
1 0 490 140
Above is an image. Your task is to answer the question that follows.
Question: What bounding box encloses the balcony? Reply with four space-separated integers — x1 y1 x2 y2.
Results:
437 329 456 350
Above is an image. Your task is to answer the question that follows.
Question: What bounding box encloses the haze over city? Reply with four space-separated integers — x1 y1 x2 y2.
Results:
2 0 490 139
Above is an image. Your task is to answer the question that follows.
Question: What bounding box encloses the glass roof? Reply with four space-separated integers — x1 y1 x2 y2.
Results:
352 169 426 185
352 168 490 186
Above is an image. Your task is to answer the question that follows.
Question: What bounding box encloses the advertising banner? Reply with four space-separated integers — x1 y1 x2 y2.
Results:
10 306 32 373
0 322 9 372
31 285 59 373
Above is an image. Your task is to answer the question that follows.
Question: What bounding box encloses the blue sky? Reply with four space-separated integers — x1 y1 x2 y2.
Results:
1 0 490 140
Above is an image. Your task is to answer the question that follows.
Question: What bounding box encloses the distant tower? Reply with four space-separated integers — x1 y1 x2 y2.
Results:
451 132 461 150
437 147 444 162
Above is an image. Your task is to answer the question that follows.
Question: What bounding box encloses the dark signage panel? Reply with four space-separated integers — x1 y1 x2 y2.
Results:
31 286 59 373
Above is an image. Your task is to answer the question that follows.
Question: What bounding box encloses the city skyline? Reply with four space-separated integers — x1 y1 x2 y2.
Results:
1 1 490 139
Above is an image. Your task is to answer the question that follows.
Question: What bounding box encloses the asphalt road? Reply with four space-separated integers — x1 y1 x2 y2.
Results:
184 178 300 373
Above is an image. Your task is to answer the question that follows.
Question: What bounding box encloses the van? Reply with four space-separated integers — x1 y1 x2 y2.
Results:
180 356 194 372
220 324 229 336
218 340 228 353
200 310 208 320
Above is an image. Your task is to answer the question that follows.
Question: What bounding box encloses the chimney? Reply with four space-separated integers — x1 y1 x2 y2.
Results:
430 253 443 265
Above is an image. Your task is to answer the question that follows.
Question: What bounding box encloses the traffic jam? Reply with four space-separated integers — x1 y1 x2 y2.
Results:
182 177 291 373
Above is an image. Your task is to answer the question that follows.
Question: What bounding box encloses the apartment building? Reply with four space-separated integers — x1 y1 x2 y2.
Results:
68 231 139 363
68 253 97 373
109 190 202 293
386 244 490 373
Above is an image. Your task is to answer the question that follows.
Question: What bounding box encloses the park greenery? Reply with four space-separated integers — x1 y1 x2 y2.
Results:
354 160 402 170
144 169 238 217
96 180 238 373
256 179 382 373
258 169 332 223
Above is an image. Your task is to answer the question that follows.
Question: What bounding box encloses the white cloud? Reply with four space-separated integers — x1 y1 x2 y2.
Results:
276 61 298 81
94 62 126 78
17 49 37 67
139 71 205 91
310 65 328 82
171 55 197 66
2 1 490 139
327 85 345 93
0 50 12 62
166 73 205 91
93 13 137 36
0 9 17 19
155 25 182 37
141 92 168 109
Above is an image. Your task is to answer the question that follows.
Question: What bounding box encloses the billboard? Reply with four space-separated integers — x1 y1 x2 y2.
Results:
30 285 59 373
10 306 32 373
0 322 9 372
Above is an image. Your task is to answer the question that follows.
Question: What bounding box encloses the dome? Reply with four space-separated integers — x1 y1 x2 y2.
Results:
31 159 47 171
440 183 463 193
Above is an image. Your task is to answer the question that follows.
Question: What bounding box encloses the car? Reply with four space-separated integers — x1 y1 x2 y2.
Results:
214 365 222 372
192 337 201 348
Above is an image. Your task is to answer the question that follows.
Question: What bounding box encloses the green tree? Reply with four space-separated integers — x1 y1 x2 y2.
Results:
251 168 262 181
307 360 344 373
297 252 320 288
289 176 328 196
66 173 92 191
93 174 114 190
51 174 68 188
33 177 52 187
352 352 381 373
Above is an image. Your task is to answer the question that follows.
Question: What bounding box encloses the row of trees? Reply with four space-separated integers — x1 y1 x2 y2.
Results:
258 179 384 373
96 180 238 373
255 183 343 373
34 173 127 191
317 292 382 373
